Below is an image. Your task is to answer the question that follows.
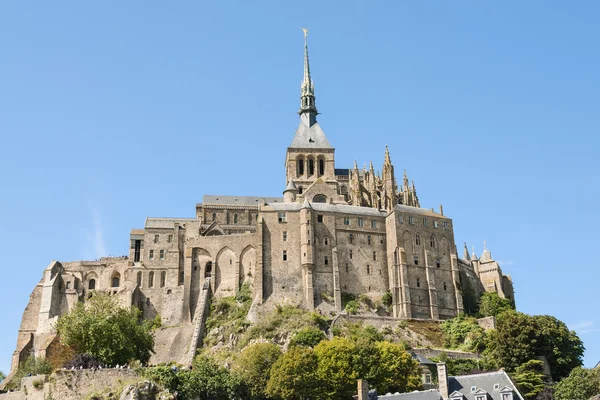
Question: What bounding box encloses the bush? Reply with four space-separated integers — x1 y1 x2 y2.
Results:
32 379 44 390
290 327 327 347
441 314 486 352
232 343 282 400
63 354 102 369
382 291 393 307
478 292 514 317
5 356 52 390
345 300 359 314
55 293 155 366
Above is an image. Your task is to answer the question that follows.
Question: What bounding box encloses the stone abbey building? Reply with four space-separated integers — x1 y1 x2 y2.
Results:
9 32 515 374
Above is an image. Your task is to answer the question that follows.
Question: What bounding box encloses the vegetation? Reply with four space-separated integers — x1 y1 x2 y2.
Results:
55 293 155 366
144 356 243 399
430 353 493 376
440 314 486 352
484 311 584 380
382 291 393 307
478 292 514 317
553 367 600 400
0 370 5 382
63 353 102 370
266 346 320 400
511 360 546 400
289 326 327 347
4 356 52 390
461 279 479 315
232 343 282 400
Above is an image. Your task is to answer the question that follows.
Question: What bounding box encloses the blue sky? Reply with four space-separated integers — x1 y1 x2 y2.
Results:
1 1 599 374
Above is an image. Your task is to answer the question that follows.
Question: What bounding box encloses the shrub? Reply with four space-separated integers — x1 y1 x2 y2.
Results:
382 291 393 307
345 300 359 314
290 327 327 347
232 343 282 400
32 378 44 390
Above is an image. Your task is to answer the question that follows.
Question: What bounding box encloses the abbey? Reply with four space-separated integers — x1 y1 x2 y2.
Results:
8 32 514 375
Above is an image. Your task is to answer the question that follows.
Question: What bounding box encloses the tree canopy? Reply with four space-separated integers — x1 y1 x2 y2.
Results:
232 343 282 400
266 346 320 400
55 293 155 366
478 292 514 317
553 367 600 400
511 360 546 400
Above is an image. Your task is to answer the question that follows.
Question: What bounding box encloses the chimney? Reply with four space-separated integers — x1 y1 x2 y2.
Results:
437 363 449 400
357 379 369 400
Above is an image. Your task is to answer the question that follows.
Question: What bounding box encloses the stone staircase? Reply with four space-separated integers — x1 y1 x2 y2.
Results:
183 278 212 366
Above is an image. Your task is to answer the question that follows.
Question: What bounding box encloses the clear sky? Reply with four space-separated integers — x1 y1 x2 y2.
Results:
1 1 599 375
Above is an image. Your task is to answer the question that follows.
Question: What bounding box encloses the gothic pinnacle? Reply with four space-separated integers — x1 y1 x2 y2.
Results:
298 28 318 120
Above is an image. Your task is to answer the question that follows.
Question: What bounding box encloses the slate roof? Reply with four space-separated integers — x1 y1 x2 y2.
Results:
267 202 387 217
394 204 449 219
410 352 436 365
377 389 442 400
289 121 333 149
202 195 283 206
447 371 524 400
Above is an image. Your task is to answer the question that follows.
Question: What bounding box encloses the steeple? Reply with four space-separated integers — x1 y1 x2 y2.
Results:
299 28 318 126
463 243 471 261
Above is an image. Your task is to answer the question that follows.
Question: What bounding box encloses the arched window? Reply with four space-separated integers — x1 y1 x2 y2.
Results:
160 271 166 288
205 261 212 278
233 214 238 224
430 235 436 248
443 282 447 290
298 186 303 194
65 281 71 290
318 158 325 176
137 271 142 287
324 237 329 246
111 272 120 288
149 271 154 288
308 158 315 176
415 234 421 246
88 279 96 290
212 213 216 222
313 194 327 203
297 157 305 176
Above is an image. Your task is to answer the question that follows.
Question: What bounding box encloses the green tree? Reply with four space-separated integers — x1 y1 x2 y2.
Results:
314 337 363 399
233 343 282 400
511 360 546 400
441 314 486 352
289 327 327 348
478 292 514 317
55 293 155 366
461 279 479 315
484 311 584 381
372 341 421 394
266 346 320 400
554 367 600 400
532 315 585 381
179 356 243 400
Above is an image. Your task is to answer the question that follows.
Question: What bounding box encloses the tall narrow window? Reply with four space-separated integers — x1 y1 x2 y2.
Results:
297 157 305 176
414 256 419 265
298 186 303 194
367 235 371 245
234 214 238 224
344 217 350 225
436 259 441 268
372 251 377 261
283 250 287 261
324 256 329 265
154 234 159 243
430 236 436 248
443 282 447 290
416 278 420 288
345 263 349 273
111 272 120 288
366 265 370 275
283 231 287 241
409 216 414 225
167 234 173 243
137 271 142 287
212 213 217 222
160 271 166 288
371 220 377 228
318 158 325 176
179 271 184 285
399 215 404 224
134 240 141 262
205 261 212 277
317 215 323 223
349 233 354 244
88 279 96 290
349 250 353 259
415 234 421 246
149 249 154 260
308 158 315 175
423 218 428 227
358 218 364 227
160 250 165 260
324 237 329 245
149 271 154 288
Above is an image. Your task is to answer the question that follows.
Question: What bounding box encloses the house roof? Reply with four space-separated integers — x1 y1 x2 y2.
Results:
447 371 524 400
411 352 436 365
377 389 442 400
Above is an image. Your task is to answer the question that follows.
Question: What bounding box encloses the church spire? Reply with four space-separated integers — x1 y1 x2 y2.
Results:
299 28 318 126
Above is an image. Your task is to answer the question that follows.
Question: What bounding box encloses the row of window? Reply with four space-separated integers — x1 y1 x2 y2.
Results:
136 270 167 289
211 213 256 224
149 249 165 260
296 156 326 177
415 278 449 290
348 233 384 245
153 234 173 243
415 234 437 248
343 217 378 228
343 263 380 276
413 256 442 268
400 215 450 229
